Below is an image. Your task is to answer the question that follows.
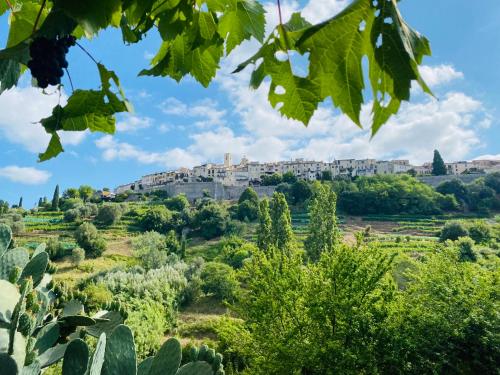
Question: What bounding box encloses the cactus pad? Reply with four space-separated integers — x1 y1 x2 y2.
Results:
0 224 12 257
149 338 182 375
0 280 20 324
102 325 136 375
0 248 30 281
62 339 89 375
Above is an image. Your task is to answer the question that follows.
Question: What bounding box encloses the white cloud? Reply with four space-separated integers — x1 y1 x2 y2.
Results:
0 166 51 185
419 65 464 88
473 154 500 161
302 0 350 23
0 87 86 153
116 115 153 132
160 97 227 128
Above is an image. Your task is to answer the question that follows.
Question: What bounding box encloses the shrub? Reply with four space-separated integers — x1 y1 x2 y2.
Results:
440 221 469 242
81 282 113 311
165 194 190 211
193 203 229 239
125 297 168 359
139 206 173 233
220 242 255 269
238 188 259 205
11 213 22 222
96 204 123 226
46 236 66 260
455 237 477 262
132 231 170 270
467 220 491 244
291 180 313 205
10 221 25 235
201 262 239 301
165 230 181 255
436 194 460 211
60 198 84 211
236 200 259 222
70 247 85 267
64 208 81 222
75 222 106 258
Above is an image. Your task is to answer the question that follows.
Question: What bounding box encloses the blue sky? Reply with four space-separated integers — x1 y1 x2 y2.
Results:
0 0 499 206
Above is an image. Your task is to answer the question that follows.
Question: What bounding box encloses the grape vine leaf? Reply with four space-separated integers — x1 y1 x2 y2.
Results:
7 1 48 48
236 0 431 133
218 0 266 54
38 64 130 161
52 0 122 36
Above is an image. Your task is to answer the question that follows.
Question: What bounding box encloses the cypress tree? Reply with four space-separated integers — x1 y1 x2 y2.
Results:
270 192 294 251
257 199 272 252
305 184 340 262
52 185 60 211
38 197 43 207
432 150 447 176
18 197 23 208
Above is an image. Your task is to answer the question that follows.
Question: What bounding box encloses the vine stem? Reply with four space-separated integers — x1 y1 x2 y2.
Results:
4 0 13 11
32 0 47 34
64 68 75 93
277 0 284 26
76 42 100 65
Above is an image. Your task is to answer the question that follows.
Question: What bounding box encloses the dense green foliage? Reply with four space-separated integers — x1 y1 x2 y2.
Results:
432 149 447 176
201 262 239 302
74 222 106 258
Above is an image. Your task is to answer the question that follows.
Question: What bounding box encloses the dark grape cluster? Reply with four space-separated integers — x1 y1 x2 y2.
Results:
27 35 76 89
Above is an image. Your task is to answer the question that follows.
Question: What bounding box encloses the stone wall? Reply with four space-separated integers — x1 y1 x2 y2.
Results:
417 174 485 188
140 182 276 201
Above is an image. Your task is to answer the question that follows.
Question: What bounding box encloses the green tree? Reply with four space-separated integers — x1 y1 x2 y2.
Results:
75 222 106 258
291 180 312 205
436 179 469 204
18 197 22 208
238 187 259 205
432 150 447 176
270 193 294 251
38 197 43 207
63 188 80 199
282 171 297 184
96 204 123 226
51 185 60 211
261 174 282 186
70 247 85 267
193 203 229 239
321 170 333 181
440 221 469 242
305 184 340 262
139 206 173 233
165 194 190 211
484 172 500 193
201 262 239 302
78 185 94 202
257 199 272 252
0 200 8 214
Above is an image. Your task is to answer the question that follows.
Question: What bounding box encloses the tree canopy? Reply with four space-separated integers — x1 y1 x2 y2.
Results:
0 0 433 161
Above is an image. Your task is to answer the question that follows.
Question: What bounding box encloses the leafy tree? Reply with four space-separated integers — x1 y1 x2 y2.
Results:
70 247 85 267
201 262 239 302
75 222 106 258
282 171 297 184
261 174 283 186
192 203 229 239
257 199 272 252
165 194 190 211
60 197 84 211
466 182 498 213
436 179 469 204
64 208 81 222
291 180 312 205
96 204 123 226
236 200 259 222
455 237 477 262
46 236 66 260
0 199 9 214
51 184 60 211
132 231 169 270
139 206 173 233
238 187 259 206
78 185 94 202
432 150 447 176
275 182 292 202
305 184 339 262
321 170 333 181
63 187 80 199
440 221 469 242
0 0 431 161
467 220 492 244
269 193 294 251
165 230 181 255
484 172 500 193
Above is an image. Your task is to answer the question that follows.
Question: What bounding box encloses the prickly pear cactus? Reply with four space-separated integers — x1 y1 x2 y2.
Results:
0 224 12 257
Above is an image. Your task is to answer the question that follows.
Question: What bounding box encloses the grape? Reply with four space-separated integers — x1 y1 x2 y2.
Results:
27 35 76 89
